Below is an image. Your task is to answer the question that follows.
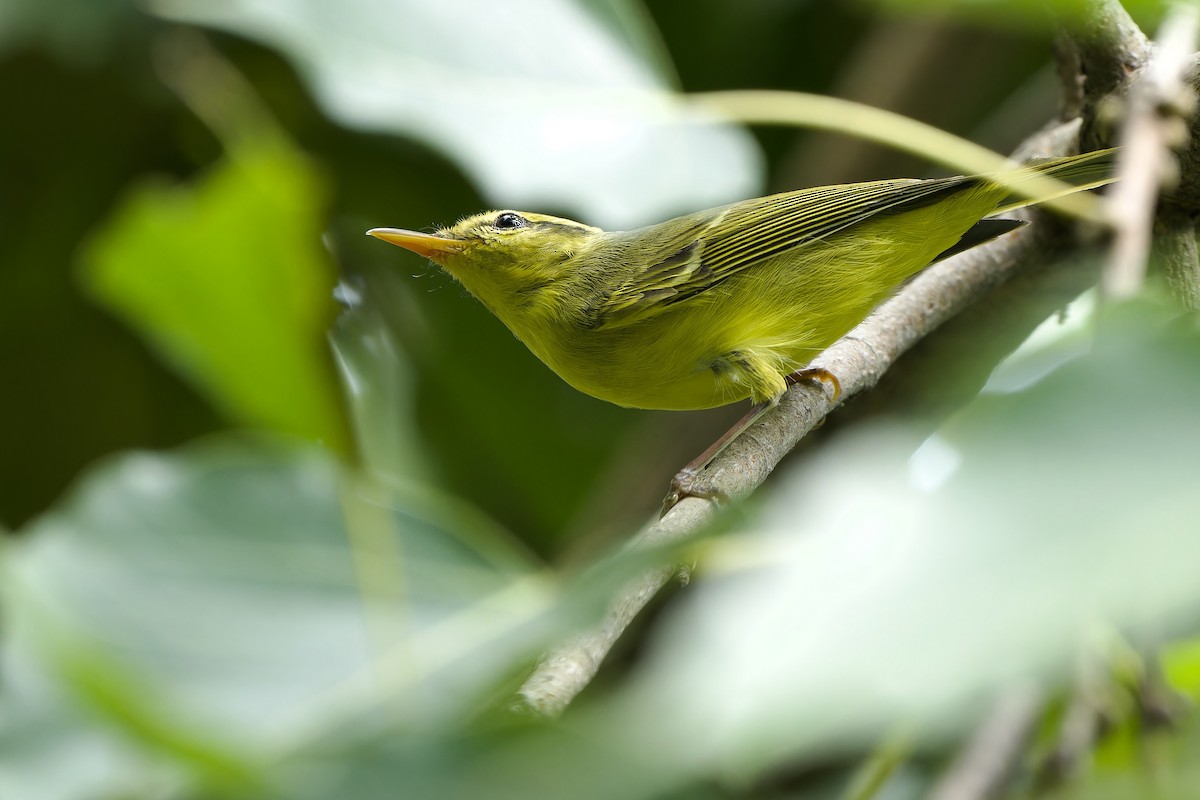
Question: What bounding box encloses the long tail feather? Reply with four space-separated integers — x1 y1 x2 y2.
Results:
991 148 1118 215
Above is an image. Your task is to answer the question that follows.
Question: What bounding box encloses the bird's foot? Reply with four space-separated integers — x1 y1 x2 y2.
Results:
661 465 730 517
786 366 841 401
660 367 839 517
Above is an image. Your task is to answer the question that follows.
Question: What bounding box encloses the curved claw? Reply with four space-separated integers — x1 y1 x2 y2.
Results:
786 366 841 401
661 466 730 517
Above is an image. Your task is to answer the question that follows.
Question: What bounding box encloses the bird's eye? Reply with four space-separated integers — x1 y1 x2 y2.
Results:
493 212 526 231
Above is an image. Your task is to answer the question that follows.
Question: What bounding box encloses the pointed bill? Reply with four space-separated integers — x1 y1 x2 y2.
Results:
367 228 463 263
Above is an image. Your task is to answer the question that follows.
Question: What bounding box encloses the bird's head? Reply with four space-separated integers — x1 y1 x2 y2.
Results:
368 210 603 324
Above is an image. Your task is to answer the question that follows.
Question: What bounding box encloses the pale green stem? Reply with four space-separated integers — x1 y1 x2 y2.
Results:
686 90 1109 223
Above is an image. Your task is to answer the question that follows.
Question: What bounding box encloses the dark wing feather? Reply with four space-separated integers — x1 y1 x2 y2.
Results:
592 175 977 329
931 217 1025 264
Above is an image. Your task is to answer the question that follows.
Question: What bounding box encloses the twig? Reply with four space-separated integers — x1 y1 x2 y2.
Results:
519 0 1200 716
515 121 1090 718
928 686 1043 800
1070 0 1151 103
516 498 714 715
1054 31 1086 122
1036 681 1109 788
1135 647 1187 731
842 733 913 800
691 91 1105 222
1101 3 1199 300
1152 218 1200 309
1065 3 1200 303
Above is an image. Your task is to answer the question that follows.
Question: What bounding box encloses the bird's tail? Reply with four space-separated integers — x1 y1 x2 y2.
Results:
989 147 1118 216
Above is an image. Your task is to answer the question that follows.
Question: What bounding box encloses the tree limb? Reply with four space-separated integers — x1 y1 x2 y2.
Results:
1100 3 1199 300
1071 0 1150 104
1153 217 1200 309
516 121 1089 717
929 686 1044 800
518 0 1200 718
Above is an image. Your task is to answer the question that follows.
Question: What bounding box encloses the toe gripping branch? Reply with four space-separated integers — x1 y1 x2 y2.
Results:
661 366 842 516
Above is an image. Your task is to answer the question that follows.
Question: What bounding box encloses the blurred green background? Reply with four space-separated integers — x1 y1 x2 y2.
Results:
4 1 1200 799
0 0 1076 553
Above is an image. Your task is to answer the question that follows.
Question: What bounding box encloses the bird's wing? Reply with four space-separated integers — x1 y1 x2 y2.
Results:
589 175 975 330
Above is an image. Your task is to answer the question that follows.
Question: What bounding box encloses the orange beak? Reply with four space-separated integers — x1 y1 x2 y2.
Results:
367 228 463 264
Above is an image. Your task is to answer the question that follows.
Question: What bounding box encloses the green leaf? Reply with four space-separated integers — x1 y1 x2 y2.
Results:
81 141 350 453
0 0 140 60
867 0 1165 30
0 438 554 796
0 434 678 797
1164 637 1200 699
589 294 1200 783
152 0 762 229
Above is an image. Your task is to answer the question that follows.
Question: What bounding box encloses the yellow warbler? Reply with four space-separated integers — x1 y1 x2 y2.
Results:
369 150 1112 412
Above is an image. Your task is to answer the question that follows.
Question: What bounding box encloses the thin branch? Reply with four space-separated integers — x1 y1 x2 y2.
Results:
928 686 1044 800
842 733 913 800
1054 31 1086 122
1102 3 1199 300
1062 0 1149 159
516 498 714 716
1152 218 1200 309
689 91 1105 222
1035 681 1110 789
1136 648 1186 731
1071 0 1151 102
520 0 1200 717
515 121 1088 717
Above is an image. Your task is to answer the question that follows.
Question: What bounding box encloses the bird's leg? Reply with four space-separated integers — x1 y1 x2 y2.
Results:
661 365 841 516
661 401 770 516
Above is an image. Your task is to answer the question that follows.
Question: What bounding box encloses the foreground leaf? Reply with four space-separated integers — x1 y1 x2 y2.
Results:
153 0 762 229
0 439 551 798
82 141 349 452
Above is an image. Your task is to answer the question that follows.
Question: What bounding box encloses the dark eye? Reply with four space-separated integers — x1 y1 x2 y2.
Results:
493 212 526 231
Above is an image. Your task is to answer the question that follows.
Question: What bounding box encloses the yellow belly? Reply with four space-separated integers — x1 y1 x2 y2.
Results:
522 194 1000 410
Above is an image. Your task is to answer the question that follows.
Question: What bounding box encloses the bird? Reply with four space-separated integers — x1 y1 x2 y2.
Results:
368 149 1113 419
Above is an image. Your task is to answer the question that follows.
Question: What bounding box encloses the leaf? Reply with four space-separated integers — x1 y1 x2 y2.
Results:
152 0 763 229
0 438 554 796
0 433 673 797
81 141 350 453
588 294 1200 782
0 0 140 60
1164 637 1200 699
867 0 1165 30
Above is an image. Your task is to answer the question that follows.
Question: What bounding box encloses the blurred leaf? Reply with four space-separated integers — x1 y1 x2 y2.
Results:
580 293 1200 784
868 0 1164 30
0 0 142 60
0 435 677 798
81 140 350 453
1036 721 1200 800
152 0 763 228
1164 637 1200 699
271 722 682 800
327 284 547 571
0 47 232 529
0 437 558 796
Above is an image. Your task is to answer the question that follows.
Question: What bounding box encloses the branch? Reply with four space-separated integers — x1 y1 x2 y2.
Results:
1035 679 1109 788
1070 0 1151 104
520 0 1200 717
1152 218 1200 310
1064 1 1200 304
1101 3 1200 300
515 121 1088 717
929 686 1044 800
